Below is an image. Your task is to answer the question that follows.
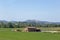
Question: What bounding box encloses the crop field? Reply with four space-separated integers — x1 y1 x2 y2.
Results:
0 28 60 40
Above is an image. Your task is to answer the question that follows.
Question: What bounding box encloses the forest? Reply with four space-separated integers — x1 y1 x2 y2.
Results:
0 20 60 28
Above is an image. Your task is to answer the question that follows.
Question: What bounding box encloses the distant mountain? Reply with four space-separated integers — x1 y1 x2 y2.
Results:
24 20 60 25
0 20 60 25
0 20 8 23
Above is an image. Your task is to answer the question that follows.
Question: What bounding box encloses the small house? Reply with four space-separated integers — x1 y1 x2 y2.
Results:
23 27 41 32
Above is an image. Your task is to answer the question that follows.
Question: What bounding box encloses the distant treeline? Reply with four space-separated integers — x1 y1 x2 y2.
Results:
0 22 60 28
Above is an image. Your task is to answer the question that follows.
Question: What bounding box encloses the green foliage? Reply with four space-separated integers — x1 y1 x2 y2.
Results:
0 22 60 28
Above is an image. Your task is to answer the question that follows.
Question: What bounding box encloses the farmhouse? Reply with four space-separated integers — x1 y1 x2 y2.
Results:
23 27 41 32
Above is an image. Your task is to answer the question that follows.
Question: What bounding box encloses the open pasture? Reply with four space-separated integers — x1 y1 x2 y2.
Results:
0 28 60 40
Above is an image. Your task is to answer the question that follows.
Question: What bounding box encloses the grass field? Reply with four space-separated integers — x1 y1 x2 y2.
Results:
0 28 60 40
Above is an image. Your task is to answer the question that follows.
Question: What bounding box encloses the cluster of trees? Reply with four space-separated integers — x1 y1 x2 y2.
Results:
0 21 60 28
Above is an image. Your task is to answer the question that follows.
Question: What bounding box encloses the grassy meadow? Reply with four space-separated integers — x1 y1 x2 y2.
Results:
0 28 60 40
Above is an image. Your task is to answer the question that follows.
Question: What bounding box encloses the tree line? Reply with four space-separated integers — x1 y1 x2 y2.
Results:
0 22 60 28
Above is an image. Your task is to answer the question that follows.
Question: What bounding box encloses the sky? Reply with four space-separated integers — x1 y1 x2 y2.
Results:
0 0 60 22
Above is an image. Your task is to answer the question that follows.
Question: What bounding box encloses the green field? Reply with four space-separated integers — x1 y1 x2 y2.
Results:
0 28 60 40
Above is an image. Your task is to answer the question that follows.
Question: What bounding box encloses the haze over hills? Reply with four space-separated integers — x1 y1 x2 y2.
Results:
0 20 60 25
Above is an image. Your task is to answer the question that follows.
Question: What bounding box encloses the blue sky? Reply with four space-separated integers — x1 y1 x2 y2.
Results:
0 0 60 22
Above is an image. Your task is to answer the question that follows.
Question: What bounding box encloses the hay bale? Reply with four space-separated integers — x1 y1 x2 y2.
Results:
12 29 21 32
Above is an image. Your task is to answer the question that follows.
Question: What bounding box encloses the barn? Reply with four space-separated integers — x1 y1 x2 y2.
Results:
23 27 41 32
